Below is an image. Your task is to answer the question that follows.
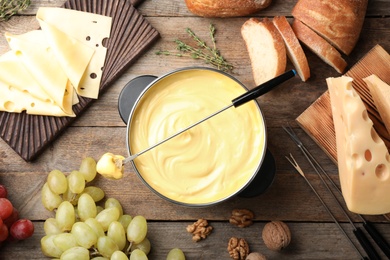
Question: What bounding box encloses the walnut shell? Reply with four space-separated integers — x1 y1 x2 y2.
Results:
246 252 267 260
262 221 291 251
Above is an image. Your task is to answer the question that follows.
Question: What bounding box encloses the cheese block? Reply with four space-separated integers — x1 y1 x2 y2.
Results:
327 76 390 215
36 7 112 99
364 75 390 135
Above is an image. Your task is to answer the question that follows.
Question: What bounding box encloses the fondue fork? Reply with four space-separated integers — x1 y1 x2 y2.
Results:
286 154 369 260
284 125 390 259
122 69 297 165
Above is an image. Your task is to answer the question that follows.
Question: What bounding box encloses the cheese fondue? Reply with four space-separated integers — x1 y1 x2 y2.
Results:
129 69 266 205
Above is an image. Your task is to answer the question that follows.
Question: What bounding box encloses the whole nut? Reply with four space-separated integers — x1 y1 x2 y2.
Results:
246 252 267 260
262 221 291 251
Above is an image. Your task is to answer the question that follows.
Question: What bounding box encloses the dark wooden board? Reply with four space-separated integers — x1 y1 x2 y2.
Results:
0 0 159 161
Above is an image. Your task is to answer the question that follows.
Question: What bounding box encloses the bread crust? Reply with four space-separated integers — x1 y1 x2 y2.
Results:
292 0 368 55
273 16 310 81
292 19 347 74
241 18 286 86
185 0 272 17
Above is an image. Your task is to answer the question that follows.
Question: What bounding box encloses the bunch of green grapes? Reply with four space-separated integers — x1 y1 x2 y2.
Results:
40 157 153 260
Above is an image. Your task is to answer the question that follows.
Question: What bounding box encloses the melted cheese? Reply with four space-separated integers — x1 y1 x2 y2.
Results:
327 76 390 214
129 69 266 205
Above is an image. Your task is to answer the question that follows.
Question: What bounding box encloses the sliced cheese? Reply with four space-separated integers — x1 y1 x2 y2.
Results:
5 30 74 116
327 76 390 215
37 18 95 91
36 7 112 99
364 75 390 134
0 75 74 117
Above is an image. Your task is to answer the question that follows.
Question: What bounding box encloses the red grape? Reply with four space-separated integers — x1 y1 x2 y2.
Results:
0 185 7 198
0 198 13 220
3 207 19 228
0 224 8 242
10 219 34 240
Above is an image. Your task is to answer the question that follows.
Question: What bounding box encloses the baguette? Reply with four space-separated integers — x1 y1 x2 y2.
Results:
184 0 272 18
292 0 368 55
241 18 286 86
292 19 347 73
273 16 310 82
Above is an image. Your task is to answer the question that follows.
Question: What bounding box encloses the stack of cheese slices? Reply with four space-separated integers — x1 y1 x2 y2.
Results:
0 7 112 117
241 0 368 85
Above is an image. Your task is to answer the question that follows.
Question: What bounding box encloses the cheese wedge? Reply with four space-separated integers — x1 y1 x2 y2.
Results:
364 75 390 135
36 7 112 99
327 76 390 215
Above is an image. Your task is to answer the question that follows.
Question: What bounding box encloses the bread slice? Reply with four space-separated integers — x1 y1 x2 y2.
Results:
364 74 390 134
292 19 347 73
273 16 310 82
241 18 286 86
292 0 368 55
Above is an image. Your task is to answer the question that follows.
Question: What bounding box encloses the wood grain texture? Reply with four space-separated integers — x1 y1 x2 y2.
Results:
0 0 159 161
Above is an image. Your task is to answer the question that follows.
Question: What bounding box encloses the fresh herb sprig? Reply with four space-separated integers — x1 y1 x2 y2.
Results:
0 0 31 22
156 24 234 72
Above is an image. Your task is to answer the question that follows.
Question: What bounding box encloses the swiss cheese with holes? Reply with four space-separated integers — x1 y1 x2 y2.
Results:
0 7 112 117
327 76 390 215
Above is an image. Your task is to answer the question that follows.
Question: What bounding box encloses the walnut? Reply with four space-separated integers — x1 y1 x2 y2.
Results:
227 237 250 260
229 209 254 228
262 221 291 251
246 252 267 260
186 218 213 242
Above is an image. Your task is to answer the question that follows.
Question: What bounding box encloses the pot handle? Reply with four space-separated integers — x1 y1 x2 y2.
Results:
118 75 157 124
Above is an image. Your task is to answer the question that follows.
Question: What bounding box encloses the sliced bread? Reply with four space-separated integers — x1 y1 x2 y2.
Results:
241 17 286 86
273 16 310 82
292 19 347 73
292 0 368 55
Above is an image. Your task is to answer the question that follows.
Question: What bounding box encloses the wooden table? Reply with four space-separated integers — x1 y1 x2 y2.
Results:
1 0 390 259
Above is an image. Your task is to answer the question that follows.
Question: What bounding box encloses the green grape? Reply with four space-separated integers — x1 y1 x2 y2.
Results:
79 157 97 182
127 215 147 244
97 236 119 258
77 193 97 221
62 187 79 206
166 248 186 260
85 217 105 238
105 198 123 216
119 214 132 230
56 201 75 232
91 257 109 260
47 170 68 195
42 182 63 211
130 249 148 260
53 233 78 252
44 218 61 235
111 250 129 260
60 246 89 260
131 237 151 255
107 221 126 251
96 205 104 214
71 222 98 249
67 170 85 194
95 207 120 231
41 235 63 258
82 186 105 202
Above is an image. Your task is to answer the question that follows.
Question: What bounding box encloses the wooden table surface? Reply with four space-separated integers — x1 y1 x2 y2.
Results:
1 0 390 259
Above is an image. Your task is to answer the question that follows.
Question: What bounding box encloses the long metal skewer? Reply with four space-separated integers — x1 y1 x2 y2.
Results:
286 154 368 260
284 125 390 258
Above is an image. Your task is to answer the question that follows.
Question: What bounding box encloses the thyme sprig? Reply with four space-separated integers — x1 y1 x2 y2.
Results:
0 0 31 22
156 24 233 72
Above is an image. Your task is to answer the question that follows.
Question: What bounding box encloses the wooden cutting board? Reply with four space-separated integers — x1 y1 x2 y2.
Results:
0 0 160 161
297 45 390 164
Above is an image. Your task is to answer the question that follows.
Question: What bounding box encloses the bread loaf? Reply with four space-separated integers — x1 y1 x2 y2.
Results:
241 18 286 86
273 16 310 82
185 0 272 18
292 0 368 55
292 19 347 73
